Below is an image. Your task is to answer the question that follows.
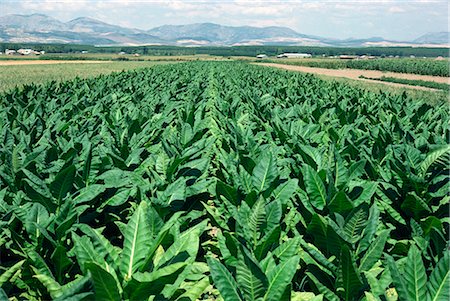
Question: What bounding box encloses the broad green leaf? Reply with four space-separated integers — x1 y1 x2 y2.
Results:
73 184 106 205
343 206 368 244
207 257 243 301
72 234 104 273
271 179 298 204
273 237 300 264
175 277 210 301
303 164 326 210
252 153 278 192
86 262 121 301
0 260 25 286
247 197 266 247
386 254 409 301
420 145 450 176
120 201 152 280
359 230 390 272
129 262 187 300
264 255 300 301
352 181 378 207
341 245 363 301
328 191 354 214
404 245 427 301
33 273 62 299
357 204 380 255
50 165 76 201
236 246 268 301
306 272 340 301
77 224 121 270
155 230 199 269
133 262 187 283
427 251 450 301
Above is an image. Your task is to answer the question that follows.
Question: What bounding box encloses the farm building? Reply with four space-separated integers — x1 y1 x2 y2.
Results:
358 55 377 60
16 49 42 55
5 49 16 55
277 53 312 59
339 55 358 60
17 49 34 55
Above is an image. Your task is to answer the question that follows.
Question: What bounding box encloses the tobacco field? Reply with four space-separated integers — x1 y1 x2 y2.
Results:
267 58 450 77
0 62 449 301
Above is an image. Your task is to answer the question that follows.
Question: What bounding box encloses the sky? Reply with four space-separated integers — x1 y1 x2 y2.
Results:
0 0 448 41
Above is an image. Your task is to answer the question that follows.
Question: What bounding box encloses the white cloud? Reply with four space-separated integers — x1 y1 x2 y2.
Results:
388 6 406 13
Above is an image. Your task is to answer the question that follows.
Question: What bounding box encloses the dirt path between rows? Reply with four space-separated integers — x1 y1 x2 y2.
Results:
0 60 108 66
255 63 449 91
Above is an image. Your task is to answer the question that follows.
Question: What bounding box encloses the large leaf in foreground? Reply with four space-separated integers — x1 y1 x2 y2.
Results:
86 262 121 301
404 245 427 301
236 246 268 301
427 251 450 301
120 201 152 281
264 255 300 301
207 257 243 301
341 245 363 301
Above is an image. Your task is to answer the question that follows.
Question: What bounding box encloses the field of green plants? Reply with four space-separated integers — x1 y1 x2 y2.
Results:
266 58 449 77
0 62 449 301
359 75 450 91
0 61 172 93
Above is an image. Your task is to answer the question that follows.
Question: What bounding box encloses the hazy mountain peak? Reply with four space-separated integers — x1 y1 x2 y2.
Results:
68 17 109 25
0 14 448 47
414 31 449 44
0 13 67 32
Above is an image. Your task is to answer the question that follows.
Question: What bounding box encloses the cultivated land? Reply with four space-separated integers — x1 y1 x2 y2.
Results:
1 61 448 300
1 56 448 104
256 63 449 91
259 57 450 77
0 61 174 92
0 60 107 65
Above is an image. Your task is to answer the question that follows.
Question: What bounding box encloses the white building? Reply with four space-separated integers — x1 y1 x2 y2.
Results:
256 54 268 59
277 53 312 59
5 49 16 55
17 49 34 55
339 55 358 60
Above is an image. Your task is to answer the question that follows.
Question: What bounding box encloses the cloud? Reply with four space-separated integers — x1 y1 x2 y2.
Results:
388 6 406 13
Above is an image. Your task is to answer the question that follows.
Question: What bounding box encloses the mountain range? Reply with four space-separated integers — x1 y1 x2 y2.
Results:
0 14 448 47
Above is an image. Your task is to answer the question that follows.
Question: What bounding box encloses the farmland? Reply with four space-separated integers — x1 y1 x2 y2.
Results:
0 61 174 93
262 58 450 77
0 62 449 300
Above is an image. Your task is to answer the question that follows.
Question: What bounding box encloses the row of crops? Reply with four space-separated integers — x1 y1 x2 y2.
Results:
265 58 450 77
0 62 449 301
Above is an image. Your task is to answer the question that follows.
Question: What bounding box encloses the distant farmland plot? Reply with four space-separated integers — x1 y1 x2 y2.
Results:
0 60 173 93
263 58 450 77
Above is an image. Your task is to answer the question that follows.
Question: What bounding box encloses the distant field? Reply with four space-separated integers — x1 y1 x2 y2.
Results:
260 57 450 77
359 75 450 91
0 61 174 93
0 53 229 61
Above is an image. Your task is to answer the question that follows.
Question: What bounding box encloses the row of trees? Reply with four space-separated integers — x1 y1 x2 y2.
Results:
1 42 448 57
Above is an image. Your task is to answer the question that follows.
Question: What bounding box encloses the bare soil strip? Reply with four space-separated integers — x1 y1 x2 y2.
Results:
256 63 449 91
0 60 108 66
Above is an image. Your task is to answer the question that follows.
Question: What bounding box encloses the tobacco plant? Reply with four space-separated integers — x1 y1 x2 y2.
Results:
0 62 448 300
